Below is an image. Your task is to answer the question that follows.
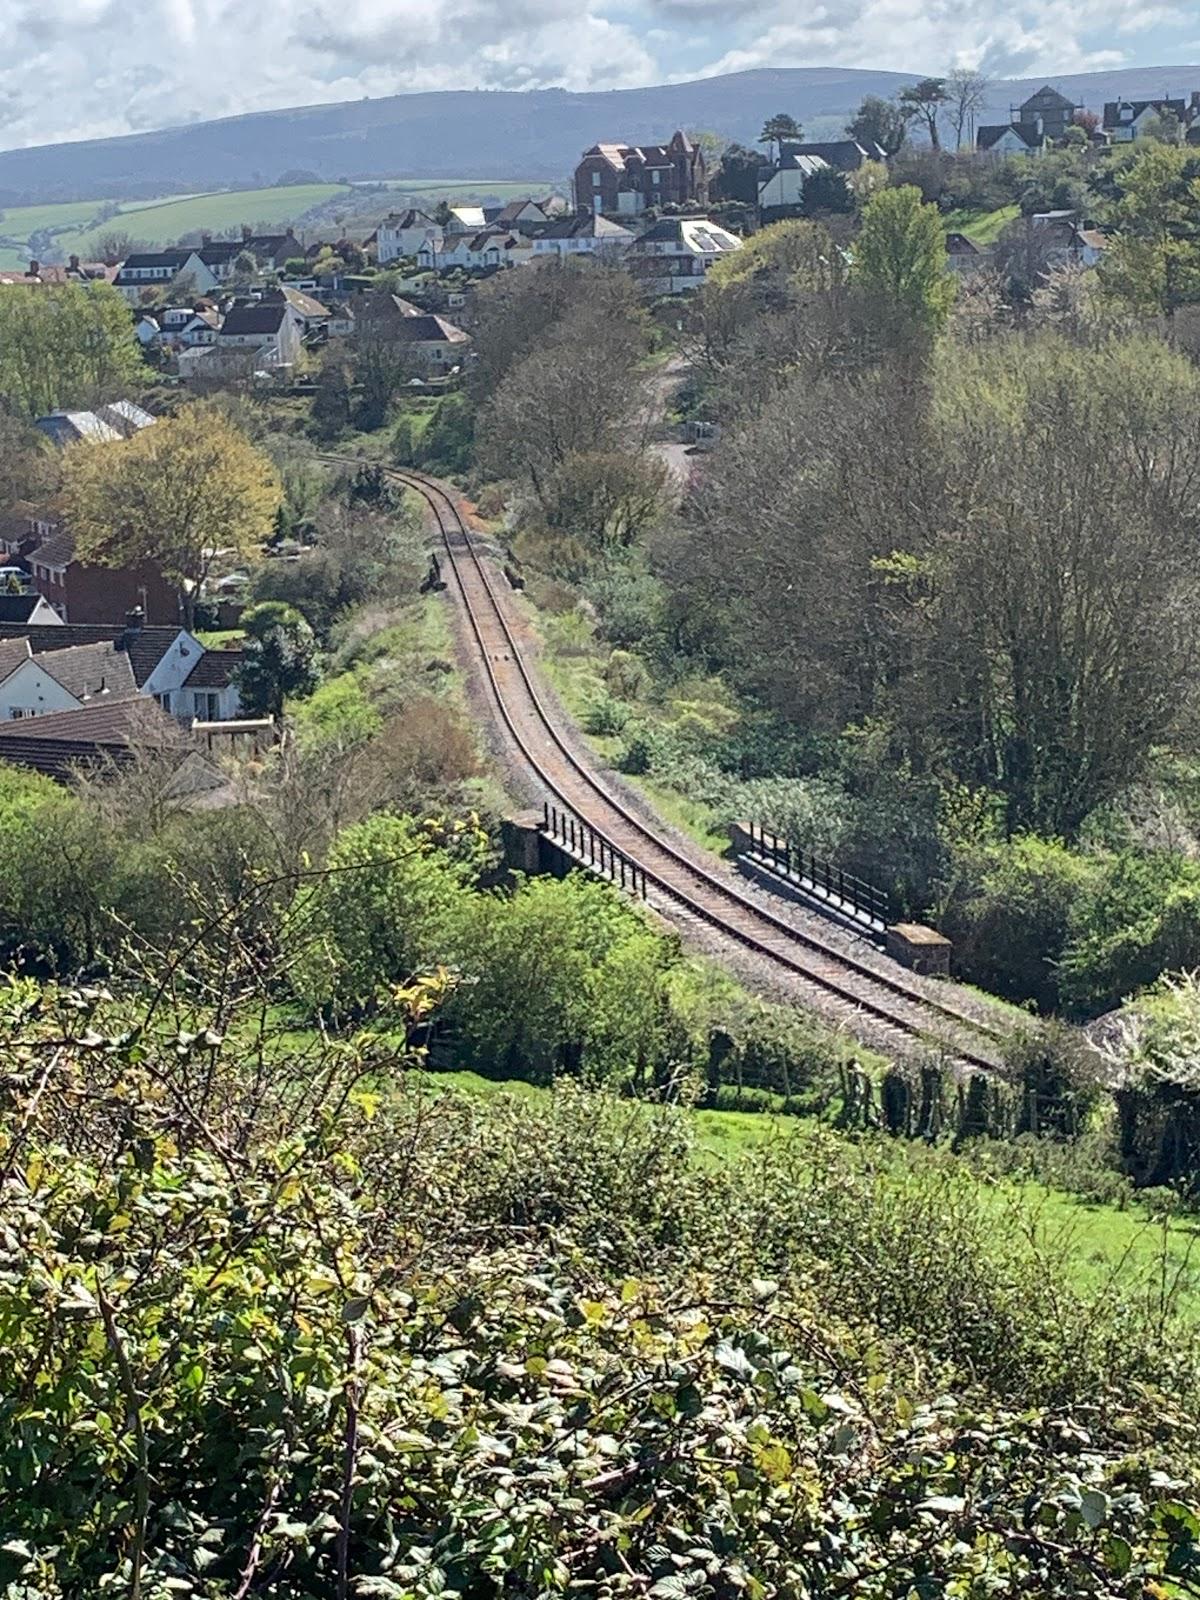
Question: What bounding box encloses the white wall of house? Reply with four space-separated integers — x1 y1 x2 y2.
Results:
378 219 438 262
987 128 1041 156
0 660 87 719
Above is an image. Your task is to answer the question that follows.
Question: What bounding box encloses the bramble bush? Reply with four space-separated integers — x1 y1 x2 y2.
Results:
1 985 1199 1597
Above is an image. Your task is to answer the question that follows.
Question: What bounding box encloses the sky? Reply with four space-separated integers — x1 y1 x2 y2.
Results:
0 0 1196 151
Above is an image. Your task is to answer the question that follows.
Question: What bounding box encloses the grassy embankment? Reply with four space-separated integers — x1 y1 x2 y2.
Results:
943 203 1021 245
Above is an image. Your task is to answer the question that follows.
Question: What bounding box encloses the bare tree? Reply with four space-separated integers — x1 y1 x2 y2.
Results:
945 68 991 150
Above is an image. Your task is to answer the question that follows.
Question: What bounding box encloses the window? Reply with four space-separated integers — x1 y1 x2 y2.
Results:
194 691 219 719
156 692 172 713
591 171 601 187
652 170 660 186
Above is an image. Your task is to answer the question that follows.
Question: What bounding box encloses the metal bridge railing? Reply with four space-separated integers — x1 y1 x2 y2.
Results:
743 819 890 932
543 802 647 900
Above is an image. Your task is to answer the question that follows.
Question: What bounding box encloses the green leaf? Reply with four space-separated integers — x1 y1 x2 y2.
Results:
1080 1488 1108 1530
1102 1535 1133 1576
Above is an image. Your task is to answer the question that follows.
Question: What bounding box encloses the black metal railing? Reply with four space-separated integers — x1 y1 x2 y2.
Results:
743 819 890 930
543 802 648 899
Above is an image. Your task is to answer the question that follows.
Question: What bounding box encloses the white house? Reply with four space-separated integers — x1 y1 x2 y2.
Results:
417 230 534 272
624 217 743 294
444 206 487 235
376 209 440 263
532 214 635 258
0 622 245 723
387 313 472 372
1103 94 1199 142
757 153 831 214
976 123 1045 157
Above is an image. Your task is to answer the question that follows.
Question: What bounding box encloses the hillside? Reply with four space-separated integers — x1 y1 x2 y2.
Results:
2 64 1200 204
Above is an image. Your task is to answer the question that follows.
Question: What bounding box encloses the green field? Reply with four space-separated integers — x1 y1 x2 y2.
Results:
0 183 350 269
944 203 1020 245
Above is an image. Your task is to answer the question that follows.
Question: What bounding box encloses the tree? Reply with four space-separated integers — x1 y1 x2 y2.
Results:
0 282 145 419
1142 108 1184 145
1098 144 1200 316
899 78 949 149
353 299 419 429
310 351 352 440
712 144 764 206
93 230 139 264
62 405 281 627
759 113 803 165
846 95 910 157
1073 108 1101 137
945 68 991 150
801 166 855 215
852 185 956 334
0 414 57 505
684 128 728 166
235 602 321 718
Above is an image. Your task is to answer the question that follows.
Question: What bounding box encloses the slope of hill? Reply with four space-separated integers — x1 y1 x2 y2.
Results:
1 65 1199 205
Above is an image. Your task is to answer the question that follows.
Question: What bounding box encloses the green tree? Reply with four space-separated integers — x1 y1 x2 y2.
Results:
1098 143 1200 316
712 143 764 205
899 78 949 149
846 95 910 156
0 282 144 418
802 166 855 215
234 601 322 719
852 184 956 333
759 112 803 164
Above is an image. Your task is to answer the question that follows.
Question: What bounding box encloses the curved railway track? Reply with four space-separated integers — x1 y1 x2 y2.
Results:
318 455 1012 1074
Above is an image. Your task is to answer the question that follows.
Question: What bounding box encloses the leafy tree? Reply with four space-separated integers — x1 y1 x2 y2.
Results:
846 94 910 156
309 350 352 439
899 77 949 149
1098 144 1200 316
852 184 956 334
0 282 144 418
801 166 855 215
759 112 803 164
62 405 281 627
711 143 763 205
235 601 322 719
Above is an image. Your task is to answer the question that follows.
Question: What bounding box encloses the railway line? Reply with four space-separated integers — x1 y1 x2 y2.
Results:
318 455 1014 1075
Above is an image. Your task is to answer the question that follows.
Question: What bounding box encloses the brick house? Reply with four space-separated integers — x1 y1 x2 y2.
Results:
573 131 706 217
1 509 181 626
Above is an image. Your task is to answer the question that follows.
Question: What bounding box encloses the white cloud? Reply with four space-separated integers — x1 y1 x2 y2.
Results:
0 0 1192 150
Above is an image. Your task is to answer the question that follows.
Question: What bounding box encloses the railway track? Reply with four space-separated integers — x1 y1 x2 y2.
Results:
317 455 1013 1074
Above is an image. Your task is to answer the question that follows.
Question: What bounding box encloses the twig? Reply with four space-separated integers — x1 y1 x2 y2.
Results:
98 1289 149 1600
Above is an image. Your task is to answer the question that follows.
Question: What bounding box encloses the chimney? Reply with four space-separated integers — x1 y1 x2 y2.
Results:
69 253 80 270
120 605 145 651
27 260 38 276
242 224 253 241
201 230 212 244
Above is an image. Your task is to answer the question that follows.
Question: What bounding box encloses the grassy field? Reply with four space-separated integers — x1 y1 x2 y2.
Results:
0 183 349 268
944 204 1020 245
411 1065 1200 1314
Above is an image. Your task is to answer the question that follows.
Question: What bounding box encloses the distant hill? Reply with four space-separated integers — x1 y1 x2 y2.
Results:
2 65 1200 205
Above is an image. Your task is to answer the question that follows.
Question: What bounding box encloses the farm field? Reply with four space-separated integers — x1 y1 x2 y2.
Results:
0 183 350 268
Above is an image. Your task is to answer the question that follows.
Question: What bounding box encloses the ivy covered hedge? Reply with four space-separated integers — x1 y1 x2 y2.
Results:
1 984 1199 1597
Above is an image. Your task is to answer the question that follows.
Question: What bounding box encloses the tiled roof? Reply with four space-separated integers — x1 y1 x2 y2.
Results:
0 638 31 676
26 525 75 570
182 648 245 689
0 699 183 780
391 313 470 345
220 301 290 336
0 624 182 687
30 640 138 702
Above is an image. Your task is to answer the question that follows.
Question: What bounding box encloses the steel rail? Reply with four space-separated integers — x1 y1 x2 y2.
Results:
317 453 1010 1072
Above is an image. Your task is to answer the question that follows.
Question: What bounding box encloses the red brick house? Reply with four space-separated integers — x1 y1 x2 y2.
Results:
1 508 181 626
573 131 706 218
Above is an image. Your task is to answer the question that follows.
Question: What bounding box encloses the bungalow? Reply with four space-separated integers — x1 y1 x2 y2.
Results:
531 214 635 258
0 698 186 782
624 217 742 294
417 231 533 272
482 199 550 234
386 313 471 373
0 617 245 722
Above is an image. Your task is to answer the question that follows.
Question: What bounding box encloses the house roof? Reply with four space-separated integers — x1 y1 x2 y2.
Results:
538 214 634 240
118 249 192 270
182 648 245 689
778 139 878 171
769 153 830 177
977 122 1043 150
36 411 124 447
0 623 184 687
390 313 470 345
219 301 290 336
98 400 156 436
0 699 183 780
0 596 57 625
945 232 981 255
0 638 32 676
382 208 436 229
275 285 329 318
1103 97 1187 128
1020 85 1076 110
26 524 75 570
26 639 138 702
631 218 742 254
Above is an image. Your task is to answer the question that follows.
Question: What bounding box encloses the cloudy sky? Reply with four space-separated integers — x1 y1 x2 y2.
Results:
0 0 1196 150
